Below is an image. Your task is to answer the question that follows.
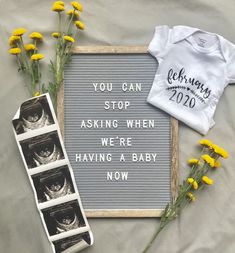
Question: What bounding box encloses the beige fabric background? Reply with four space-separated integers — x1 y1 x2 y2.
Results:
1 0 235 252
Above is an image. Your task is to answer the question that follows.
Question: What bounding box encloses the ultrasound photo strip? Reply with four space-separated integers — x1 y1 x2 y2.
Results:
12 94 93 253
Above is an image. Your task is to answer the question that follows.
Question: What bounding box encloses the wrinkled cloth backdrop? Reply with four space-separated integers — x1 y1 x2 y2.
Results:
1 0 235 252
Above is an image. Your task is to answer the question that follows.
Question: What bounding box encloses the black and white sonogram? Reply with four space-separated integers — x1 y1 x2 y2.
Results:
20 131 64 169
13 95 54 135
32 166 75 203
53 232 92 253
42 200 86 236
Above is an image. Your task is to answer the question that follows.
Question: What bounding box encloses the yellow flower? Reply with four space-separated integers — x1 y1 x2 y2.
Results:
201 154 215 167
75 20 85 30
193 181 198 190
31 53 44 61
24 44 36 51
51 32 61 38
9 48 21 55
212 144 229 159
54 1 64 6
52 2 65 12
63 35 75 43
187 192 196 202
67 9 80 18
9 35 20 46
33 91 41 97
187 178 194 184
71 1 83 11
29 32 43 40
12 27 27 36
187 178 198 190
202 176 214 185
188 158 200 166
199 139 213 149
214 160 221 168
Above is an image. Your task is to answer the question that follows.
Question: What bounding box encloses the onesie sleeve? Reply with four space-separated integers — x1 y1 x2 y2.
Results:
148 25 171 58
226 50 235 84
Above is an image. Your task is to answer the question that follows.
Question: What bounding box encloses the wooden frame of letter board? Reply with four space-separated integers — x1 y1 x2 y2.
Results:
57 46 179 218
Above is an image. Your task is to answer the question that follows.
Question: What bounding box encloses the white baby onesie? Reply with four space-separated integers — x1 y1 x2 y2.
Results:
147 25 235 135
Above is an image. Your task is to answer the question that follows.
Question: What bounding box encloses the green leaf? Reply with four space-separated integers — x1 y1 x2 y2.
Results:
49 60 56 73
42 83 48 93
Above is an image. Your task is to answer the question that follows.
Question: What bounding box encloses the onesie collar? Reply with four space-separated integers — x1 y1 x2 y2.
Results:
171 25 232 62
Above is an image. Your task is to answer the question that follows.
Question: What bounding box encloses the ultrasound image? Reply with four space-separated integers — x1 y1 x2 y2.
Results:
20 131 64 169
32 166 74 203
13 95 54 134
53 232 92 253
42 200 85 236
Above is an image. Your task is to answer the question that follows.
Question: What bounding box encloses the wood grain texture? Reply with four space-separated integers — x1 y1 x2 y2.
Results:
171 117 179 202
85 209 164 218
57 46 179 217
57 84 64 139
72 46 148 54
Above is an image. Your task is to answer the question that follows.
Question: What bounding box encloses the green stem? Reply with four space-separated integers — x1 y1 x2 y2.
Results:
67 12 75 35
142 225 164 253
36 61 41 92
58 12 62 33
50 11 76 110
33 40 37 54
142 149 219 253
53 44 64 107
19 37 37 95
16 55 24 71
189 147 206 178
19 37 30 71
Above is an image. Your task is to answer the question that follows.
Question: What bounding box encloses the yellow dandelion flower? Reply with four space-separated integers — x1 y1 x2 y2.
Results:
199 139 213 149
187 192 196 202
71 1 83 11
188 158 200 166
9 35 20 46
12 27 27 36
212 144 229 159
29 32 43 40
24 44 36 51
33 91 41 97
75 20 85 30
187 178 198 190
67 9 80 18
52 3 65 12
187 178 194 184
201 154 215 167
54 1 64 6
202 176 214 185
51 32 61 38
9 48 21 55
193 181 198 190
214 160 221 168
31 53 44 61
63 35 75 43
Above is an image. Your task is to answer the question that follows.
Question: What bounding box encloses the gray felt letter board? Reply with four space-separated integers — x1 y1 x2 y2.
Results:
58 46 178 217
